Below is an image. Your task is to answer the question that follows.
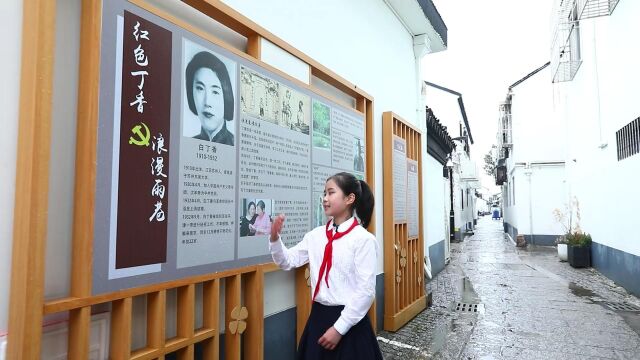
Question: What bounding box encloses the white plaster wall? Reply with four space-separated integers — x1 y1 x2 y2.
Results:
510 66 566 164
529 165 566 236
554 0 640 257
502 183 516 238
508 165 566 237
0 0 23 339
502 64 567 238
424 155 446 249
458 152 477 231
451 157 463 232
511 169 526 234
451 148 475 233
455 182 472 232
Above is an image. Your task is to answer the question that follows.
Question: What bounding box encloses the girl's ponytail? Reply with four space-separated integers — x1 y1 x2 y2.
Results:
355 179 374 228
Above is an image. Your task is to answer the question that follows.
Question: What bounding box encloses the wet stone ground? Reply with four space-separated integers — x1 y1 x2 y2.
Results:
377 217 640 359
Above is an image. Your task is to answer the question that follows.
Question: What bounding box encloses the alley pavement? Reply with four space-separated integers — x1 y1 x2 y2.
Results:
377 216 640 359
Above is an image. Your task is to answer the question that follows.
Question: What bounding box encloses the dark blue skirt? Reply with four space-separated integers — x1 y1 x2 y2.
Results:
296 302 383 360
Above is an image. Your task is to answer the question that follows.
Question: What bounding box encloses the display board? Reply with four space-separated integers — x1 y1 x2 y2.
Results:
92 0 367 295
8 0 375 358
382 111 426 332
392 136 407 222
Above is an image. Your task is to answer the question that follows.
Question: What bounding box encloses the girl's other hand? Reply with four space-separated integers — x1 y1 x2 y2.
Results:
318 326 342 350
270 214 285 242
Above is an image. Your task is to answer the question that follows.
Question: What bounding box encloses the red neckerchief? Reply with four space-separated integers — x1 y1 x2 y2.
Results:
312 218 359 301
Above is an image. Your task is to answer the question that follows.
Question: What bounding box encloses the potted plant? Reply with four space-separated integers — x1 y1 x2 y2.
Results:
553 205 573 262
566 231 592 268
555 236 568 262
553 197 590 266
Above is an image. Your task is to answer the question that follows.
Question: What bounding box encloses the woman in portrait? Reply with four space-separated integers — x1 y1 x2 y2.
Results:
185 51 235 145
296 100 304 126
240 201 257 237
253 200 272 235
353 138 365 172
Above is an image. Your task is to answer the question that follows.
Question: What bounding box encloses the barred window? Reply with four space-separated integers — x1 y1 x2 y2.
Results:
616 117 640 161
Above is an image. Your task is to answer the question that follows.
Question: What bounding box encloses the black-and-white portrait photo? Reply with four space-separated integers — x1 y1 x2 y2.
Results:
182 39 237 146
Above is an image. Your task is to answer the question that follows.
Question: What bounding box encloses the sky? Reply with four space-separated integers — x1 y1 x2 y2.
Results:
422 0 555 193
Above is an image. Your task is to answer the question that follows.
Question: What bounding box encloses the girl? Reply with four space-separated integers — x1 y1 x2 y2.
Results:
270 172 383 359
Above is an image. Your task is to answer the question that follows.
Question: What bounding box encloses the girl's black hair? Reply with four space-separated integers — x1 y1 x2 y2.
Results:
247 201 256 211
327 172 374 228
257 200 266 211
185 51 234 120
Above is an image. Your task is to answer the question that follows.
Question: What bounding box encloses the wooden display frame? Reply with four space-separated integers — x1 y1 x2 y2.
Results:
7 0 376 359
382 112 426 332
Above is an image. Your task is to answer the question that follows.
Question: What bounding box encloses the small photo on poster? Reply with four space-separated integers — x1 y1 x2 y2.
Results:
182 39 236 146
280 86 310 135
239 198 274 237
312 100 331 149
353 136 365 172
240 66 281 123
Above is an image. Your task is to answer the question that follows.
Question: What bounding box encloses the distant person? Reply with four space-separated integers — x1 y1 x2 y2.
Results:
240 201 257 237
492 206 501 220
185 51 234 145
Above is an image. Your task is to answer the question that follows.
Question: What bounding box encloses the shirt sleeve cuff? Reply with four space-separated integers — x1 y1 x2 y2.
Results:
333 316 352 335
269 236 283 251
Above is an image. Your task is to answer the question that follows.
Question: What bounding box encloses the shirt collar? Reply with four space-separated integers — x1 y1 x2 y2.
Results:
200 122 231 142
330 216 356 233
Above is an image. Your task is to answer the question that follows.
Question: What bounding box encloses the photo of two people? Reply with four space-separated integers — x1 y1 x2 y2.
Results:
239 198 273 237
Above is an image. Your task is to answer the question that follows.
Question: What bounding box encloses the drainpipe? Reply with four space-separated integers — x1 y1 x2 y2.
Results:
449 166 455 243
410 32 438 272
592 21 607 150
413 34 431 263
524 164 533 244
413 34 431 124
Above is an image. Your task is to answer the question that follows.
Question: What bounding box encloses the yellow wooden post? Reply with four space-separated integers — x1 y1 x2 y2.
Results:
6 0 57 358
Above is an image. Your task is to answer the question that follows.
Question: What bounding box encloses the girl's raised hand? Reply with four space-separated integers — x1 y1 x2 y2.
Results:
270 214 286 242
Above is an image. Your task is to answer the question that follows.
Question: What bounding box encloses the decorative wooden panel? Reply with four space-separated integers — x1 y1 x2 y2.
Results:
382 112 426 331
8 0 376 359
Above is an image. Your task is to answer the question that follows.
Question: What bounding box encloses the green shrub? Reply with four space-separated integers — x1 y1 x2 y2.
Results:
565 232 592 248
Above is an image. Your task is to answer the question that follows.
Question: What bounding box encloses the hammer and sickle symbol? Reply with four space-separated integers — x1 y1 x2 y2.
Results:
129 122 151 146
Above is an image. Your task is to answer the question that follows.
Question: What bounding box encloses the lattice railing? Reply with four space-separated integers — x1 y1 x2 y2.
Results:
577 0 620 19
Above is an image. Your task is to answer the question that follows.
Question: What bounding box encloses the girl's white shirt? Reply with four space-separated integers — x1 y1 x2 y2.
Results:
269 216 378 335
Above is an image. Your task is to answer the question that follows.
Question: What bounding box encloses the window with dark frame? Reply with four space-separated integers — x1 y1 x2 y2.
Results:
617 117 640 161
